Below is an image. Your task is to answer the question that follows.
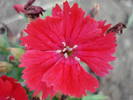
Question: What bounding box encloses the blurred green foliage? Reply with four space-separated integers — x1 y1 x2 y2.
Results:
128 10 133 27
82 94 107 100
0 32 9 54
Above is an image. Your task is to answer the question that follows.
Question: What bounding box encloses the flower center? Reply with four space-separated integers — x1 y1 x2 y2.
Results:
56 42 78 58
62 46 73 58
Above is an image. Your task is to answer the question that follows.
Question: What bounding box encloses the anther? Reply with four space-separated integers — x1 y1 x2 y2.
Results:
56 50 62 53
73 45 78 49
63 48 67 52
68 48 73 51
75 57 80 62
62 42 66 47
64 53 68 58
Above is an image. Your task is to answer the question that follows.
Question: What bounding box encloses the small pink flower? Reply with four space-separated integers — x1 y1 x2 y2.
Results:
20 1 117 99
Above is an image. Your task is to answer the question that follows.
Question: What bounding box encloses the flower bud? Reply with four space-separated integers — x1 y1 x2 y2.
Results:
8 48 25 60
8 55 15 62
0 26 9 52
13 0 45 22
0 62 13 72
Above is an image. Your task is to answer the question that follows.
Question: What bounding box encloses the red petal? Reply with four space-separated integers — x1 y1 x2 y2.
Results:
23 18 65 50
77 33 116 76
13 4 25 13
20 50 61 98
42 58 99 97
12 84 28 100
0 76 28 100
52 4 62 16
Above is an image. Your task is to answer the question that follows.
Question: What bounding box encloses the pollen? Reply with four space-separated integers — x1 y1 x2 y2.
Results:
56 42 78 58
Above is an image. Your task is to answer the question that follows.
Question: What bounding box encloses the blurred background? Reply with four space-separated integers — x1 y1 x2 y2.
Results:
0 0 133 100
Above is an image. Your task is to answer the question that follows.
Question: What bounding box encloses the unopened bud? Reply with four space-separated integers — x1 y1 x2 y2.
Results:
107 23 126 34
0 62 13 73
13 0 45 22
8 55 15 62
24 0 36 9
0 36 9 52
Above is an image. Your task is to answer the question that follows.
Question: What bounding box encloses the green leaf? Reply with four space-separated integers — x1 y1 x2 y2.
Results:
68 97 81 100
82 94 107 100
52 96 59 100
9 48 25 60
0 32 10 54
6 67 24 81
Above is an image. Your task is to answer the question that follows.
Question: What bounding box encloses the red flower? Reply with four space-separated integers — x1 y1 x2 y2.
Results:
20 1 117 99
0 75 28 100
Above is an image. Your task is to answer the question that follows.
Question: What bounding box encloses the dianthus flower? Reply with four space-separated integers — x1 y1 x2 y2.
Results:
20 1 117 99
0 75 28 100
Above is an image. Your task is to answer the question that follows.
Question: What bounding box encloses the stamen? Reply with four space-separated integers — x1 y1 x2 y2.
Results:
63 48 67 52
75 57 80 62
56 43 78 58
56 50 62 53
62 42 66 47
73 45 78 49
64 53 68 58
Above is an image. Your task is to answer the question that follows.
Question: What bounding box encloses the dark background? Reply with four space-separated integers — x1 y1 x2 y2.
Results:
0 0 133 100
